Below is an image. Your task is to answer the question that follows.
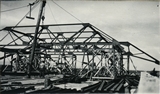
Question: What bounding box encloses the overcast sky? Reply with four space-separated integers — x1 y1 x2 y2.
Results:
0 0 159 70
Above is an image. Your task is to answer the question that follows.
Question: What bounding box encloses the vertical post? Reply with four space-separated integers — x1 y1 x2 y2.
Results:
73 54 77 74
2 52 6 75
87 53 90 77
11 55 13 71
75 55 77 74
87 52 90 70
90 54 94 80
112 42 117 78
127 46 130 74
71 55 74 70
113 49 116 78
60 53 62 73
82 52 85 69
28 0 46 78
61 45 65 74
101 54 103 67
105 53 107 67
81 52 85 76
120 53 123 75
92 54 94 70
3 52 6 65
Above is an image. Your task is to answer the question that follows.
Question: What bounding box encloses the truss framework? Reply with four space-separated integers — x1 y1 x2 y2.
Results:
0 23 159 79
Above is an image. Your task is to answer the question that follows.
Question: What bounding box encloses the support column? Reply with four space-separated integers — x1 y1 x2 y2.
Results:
113 48 117 78
127 46 130 74
72 54 77 74
90 54 94 80
112 41 117 78
3 52 6 65
120 53 123 75
11 55 13 71
101 54 103 67
87 54 90 78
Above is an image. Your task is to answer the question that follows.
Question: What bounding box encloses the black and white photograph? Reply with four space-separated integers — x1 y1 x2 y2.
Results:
0 0 159 93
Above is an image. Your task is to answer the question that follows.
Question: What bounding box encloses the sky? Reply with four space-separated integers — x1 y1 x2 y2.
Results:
0 0 160 71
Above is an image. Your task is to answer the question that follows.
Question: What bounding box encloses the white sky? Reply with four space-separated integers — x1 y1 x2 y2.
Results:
0 0 160 71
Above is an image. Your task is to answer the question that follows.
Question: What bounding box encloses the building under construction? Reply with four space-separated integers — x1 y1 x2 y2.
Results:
0 0 159 93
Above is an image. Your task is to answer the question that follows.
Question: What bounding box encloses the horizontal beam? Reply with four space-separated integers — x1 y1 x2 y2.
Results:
41 42 113 46
0 42 129 46
40 37 101 40
26 31 94 34
0 42 112 46
44 54 104 55
3 23 90 28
